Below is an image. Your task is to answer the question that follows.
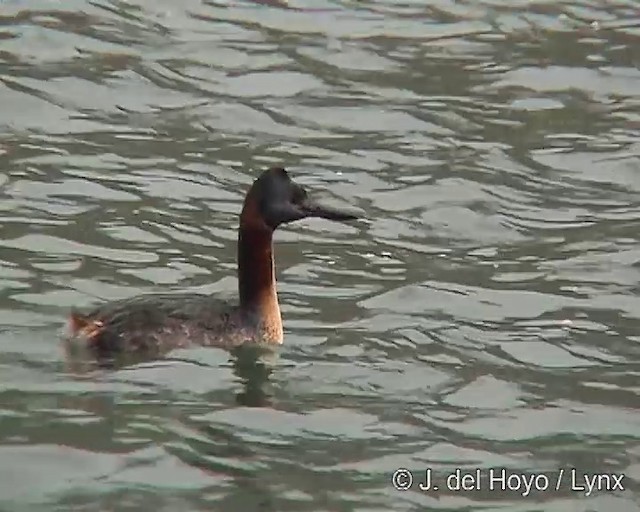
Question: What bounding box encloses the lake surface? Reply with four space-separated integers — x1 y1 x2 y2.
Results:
0 0 639 510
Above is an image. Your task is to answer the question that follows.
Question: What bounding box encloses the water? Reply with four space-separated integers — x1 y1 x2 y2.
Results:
0 0 639 510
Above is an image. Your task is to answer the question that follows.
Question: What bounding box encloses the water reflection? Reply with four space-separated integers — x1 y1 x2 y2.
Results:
231 345 277 408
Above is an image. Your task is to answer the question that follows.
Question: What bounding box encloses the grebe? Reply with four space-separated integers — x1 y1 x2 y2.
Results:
66 167 359 360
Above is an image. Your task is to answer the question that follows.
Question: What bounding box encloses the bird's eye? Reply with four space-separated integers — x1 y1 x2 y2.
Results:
292 185 307 204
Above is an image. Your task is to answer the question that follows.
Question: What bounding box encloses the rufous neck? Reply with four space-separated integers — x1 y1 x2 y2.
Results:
237 225 278 312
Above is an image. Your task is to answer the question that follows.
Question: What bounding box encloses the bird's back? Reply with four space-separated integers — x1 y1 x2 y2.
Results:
66 293 255 360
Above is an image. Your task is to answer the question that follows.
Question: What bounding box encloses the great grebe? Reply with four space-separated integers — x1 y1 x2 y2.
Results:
66 167 359 360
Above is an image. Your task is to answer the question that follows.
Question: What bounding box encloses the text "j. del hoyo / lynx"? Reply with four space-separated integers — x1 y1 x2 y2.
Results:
416 468 625 497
